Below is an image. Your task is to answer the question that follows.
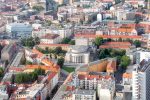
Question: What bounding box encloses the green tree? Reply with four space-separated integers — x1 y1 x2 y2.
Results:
135 14 141 24
11 74 15 84
98 49 106 59
133 40 141 47
15 68 45 83
110 49 116 57
49 49 54 54
57 57 64 68
106 38 112 42
15 73 23 84
61 38 71 44
34 37 40 45
119 50 126 56
37 47 45 53
118 37 123 42
54 47 62 55
26 61 32 65
93 37 103 47
104 48 111 57
0 68 4 77
21 37 36 48
34 68 45 75
117 56 122 65
45 47 49 54
115 49 126 57
125 38 133 43
69 40 75 45
32 6 44 11
119 56 131 68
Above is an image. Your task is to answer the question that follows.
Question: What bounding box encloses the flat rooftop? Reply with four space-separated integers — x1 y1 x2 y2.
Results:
73 89 95 95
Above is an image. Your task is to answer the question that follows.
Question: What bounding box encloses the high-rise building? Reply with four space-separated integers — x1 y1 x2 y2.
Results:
135 51 150 64
132 62 150 100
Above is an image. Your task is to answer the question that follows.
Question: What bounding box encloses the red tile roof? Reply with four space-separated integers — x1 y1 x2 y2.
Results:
123 73 132 79
100 42 131 49
100 45 130 49
106 60 116 73
41 59 54 66
65 86 75 91
104 42 131 46
117 28 135 33
47 72 57 81
75 34 142 39
25 64 59 73
78 74 112 80
32 48 43 58
41 34 59 39
78 74 100 80
9 67 24 72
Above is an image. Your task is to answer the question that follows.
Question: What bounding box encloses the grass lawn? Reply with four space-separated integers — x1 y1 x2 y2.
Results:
62 66 75 73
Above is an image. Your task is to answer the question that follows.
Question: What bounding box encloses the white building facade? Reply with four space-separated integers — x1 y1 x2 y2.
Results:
65 45 90 64
97 78 115 100
132 63 150 100
72 90 96 100
0 85 9 100
136 51 150 64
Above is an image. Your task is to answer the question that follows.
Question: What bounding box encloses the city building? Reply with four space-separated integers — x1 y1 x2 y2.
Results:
97 77 115 100
1 72 13 83
123 72 132 91
28 0 47 11
75 37 90 46
36 43 70 51
40 34 62 44
53 71 115 100
65 45 91 64
65 37 97 65
72 89 96 100
6 22 32 39
142 34 150 48
1 43 16 62
135 50 150 64
75 34 142 41
10 52 24 67
100 42 132 51
2 0 150 100
76 58 116 74
9 47 60 99
32 24 73 39
54 0 64 5
132 61 150 100
11 84 45 100
0 84 9 100
125 0 145 8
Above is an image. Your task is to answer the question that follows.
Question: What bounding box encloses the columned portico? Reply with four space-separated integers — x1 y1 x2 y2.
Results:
65 45 90 64
71 55 84 63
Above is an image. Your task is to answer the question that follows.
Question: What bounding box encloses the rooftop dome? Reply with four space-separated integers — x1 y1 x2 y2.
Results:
71 45 88 53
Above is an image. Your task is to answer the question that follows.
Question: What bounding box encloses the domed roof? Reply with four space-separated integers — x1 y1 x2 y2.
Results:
70 45 88 53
